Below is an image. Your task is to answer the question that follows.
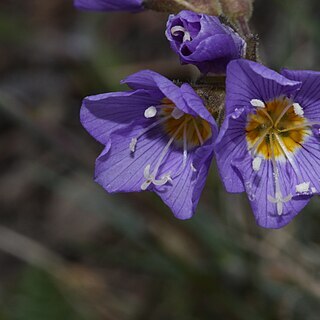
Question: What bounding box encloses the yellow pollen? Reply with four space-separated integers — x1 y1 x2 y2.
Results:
246 97 310 159
160 98 212 148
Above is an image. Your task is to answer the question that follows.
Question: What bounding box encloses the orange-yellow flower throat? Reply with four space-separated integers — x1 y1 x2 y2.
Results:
129 98 212 191
246 96 309 160
160 98 212 148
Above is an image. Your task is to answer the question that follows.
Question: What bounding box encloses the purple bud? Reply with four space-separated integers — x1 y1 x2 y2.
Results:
74 0 144 12
166 10 246 74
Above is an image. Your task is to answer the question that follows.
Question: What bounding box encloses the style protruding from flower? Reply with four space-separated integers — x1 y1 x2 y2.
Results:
215 59 320 228
80 70 218 219
166 10 246 74
74 0 144 12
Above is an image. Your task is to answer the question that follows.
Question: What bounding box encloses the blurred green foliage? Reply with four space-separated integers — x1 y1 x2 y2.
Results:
5 268 87 320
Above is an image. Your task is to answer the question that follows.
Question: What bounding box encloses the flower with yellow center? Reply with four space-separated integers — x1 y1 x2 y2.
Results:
81 70 218 220
246 96 309 160
215 59 320 229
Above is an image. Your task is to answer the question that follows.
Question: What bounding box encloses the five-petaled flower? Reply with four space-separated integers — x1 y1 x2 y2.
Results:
215 59 320 228
74 0 144 12
80 70 218 219
166 10 246 74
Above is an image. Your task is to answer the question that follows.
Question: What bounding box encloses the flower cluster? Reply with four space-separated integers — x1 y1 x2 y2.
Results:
75 0 319 228
81 70 217 219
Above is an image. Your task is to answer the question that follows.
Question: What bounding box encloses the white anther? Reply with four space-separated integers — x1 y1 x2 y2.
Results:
250 99 266 108
144 106 157 118
311 187 317 193
296 181 310 193
293 103 304 117
171 107 184 120
252 157 262 172
130 138 138 153
171 26 191 42
191 163 197 172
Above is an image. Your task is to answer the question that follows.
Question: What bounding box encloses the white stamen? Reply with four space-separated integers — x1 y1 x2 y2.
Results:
274 133 299 169
130 138 138 153
250 99 265 108
191 163 197 172
171 26 191 42
128 115 171 152
296 182 310 193
252 157 262 172
192 118 204 146
171 107 184 120
274 101 294 127
311 187 317 193
293 103 304 117
249 126 272 157
279 121 320 133
144 106 157 118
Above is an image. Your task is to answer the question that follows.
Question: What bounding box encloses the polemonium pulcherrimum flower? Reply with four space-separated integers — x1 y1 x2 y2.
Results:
80 70 218 219
74 0 143 12
165 10 246 74
215 59 320 228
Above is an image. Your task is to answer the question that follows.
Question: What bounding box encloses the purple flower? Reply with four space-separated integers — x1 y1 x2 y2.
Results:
165 10 246 74
215 59 320 228
80 70 218 219
74 0 144 12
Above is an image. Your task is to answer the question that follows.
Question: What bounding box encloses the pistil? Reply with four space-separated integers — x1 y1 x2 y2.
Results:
267 133 292 215
130 100 212 191
141 120 187 190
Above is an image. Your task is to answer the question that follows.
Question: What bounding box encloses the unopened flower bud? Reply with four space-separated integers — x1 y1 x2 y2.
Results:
166 10 246 74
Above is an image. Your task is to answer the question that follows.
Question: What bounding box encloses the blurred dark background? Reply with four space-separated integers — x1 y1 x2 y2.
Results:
0 0 320 319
